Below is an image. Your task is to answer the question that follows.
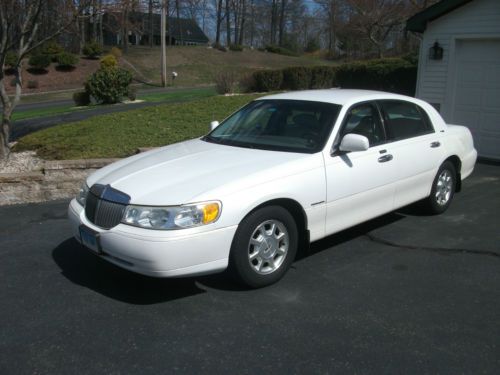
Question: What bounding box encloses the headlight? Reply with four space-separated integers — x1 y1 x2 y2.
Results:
122 201 221 230
76 182 89 207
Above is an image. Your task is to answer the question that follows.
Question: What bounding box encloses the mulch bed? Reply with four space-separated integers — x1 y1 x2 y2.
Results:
4 58 101 94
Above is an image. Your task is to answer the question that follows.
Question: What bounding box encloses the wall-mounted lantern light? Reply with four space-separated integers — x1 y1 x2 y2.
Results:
429 41 443 60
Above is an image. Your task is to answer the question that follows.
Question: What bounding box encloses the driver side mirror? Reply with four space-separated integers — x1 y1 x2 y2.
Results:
210 121 220 131
339 133 369 152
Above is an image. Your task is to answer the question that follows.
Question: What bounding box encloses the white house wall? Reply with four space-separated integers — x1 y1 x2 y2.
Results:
416 0 500 120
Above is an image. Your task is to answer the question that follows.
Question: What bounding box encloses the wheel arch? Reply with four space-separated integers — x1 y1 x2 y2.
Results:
444 155 462 192
242 198 310 251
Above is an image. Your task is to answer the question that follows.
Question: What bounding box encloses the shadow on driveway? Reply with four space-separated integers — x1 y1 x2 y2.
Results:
52 211 407 301
52 238 206 304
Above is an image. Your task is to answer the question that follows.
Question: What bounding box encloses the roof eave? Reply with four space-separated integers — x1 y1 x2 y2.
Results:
406 0 474 33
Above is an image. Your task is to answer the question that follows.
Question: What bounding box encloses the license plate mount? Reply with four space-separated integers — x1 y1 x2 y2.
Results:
79 225 101 255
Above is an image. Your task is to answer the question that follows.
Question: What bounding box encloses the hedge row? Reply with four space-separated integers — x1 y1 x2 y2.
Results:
251 58 417 96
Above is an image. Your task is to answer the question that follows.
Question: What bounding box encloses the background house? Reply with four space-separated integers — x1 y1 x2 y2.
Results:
103 13 209 47
407 0 500 160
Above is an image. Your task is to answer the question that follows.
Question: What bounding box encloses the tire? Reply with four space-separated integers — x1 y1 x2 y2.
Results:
229 206 298 288
423 161 456 215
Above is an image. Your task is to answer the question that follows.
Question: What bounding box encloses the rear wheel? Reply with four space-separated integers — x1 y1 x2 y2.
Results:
229 206 298 288
423 161 456 214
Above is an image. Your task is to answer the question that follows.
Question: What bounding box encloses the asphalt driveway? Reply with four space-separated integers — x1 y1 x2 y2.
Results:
0 162 498 374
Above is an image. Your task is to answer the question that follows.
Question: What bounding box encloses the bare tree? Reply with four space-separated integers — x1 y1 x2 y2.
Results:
215 0 225 44
346 0 406 58
0 0 88 160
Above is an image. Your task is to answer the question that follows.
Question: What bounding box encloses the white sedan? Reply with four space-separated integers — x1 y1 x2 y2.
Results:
68 89 477 287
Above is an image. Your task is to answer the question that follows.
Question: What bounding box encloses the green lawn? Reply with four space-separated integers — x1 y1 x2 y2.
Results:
12 87 217 122
14 93 263 160
123 46 337 86
12 105 87 122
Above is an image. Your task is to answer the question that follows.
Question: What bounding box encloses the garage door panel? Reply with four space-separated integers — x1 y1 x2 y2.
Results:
481 88 500 110
455 110 479 131
452 39 500 159
478 135 500 159
456 62 483 85
481 112 500 132
455 87 481 107
484 64 500 87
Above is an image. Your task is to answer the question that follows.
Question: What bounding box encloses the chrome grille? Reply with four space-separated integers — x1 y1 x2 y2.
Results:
85 184 130 229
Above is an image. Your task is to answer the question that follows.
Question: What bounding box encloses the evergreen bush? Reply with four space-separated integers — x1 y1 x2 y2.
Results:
85 67 133 104
83 40 103 59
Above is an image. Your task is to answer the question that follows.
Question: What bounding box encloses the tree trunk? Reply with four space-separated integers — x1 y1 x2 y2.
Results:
176 0 183 45
226 0 231 46
238 0 246 46
249 0 254 47
98 0 104 46
328 0 336 57
0 66 22 160
215 0 223 44
149 0 154 47
270 0 278 45
233 0 239 45
278 0 285 46
122 6 129 53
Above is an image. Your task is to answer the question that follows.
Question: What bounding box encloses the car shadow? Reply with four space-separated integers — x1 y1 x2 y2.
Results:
52 238 207 305
53 208 416 299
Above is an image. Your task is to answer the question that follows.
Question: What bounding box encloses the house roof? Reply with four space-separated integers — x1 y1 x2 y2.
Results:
103 12 209 43
406 0 474 33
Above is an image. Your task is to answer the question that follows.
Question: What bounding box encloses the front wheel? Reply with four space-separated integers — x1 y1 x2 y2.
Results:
423 161 456 214
229 206 298 288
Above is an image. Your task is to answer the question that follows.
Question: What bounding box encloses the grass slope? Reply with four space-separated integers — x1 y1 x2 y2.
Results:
123 46 335 86
15 94 263 160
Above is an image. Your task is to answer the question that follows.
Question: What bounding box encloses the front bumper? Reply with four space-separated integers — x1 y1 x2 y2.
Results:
68 198 237 277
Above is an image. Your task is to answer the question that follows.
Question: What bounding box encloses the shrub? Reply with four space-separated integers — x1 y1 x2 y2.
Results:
83 40 103 59
212 42 227 52
100 54 118 69
310 66 337 89
214 71 238 94
127 86 137 101
252 70 283 92
85 67 133 104
264 45 298 57
110 47 122 59
56 52 79 69
305 38 320 53
229 44 243 52
5 51 18 68
27 80 39 89
9 78 17 87
28 54 51 71
282 66 312 90
238 73 256 93
73 91 91 106
42 40 64 62
336 58 417 96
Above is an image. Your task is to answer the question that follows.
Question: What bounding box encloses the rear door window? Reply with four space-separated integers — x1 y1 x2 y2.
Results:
379 100 434 141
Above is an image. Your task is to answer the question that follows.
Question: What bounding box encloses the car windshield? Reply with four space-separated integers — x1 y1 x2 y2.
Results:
203 99 342 153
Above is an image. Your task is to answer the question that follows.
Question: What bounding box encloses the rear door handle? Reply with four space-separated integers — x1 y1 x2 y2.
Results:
430 141 441 148
378 154 393 163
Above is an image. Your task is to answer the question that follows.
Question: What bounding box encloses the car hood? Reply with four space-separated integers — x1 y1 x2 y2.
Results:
87 138 315 205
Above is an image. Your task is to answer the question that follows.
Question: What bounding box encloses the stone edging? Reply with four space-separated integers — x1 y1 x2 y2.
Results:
0 158 120 206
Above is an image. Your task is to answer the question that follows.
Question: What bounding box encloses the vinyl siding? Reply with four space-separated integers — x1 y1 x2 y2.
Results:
416 0 500 120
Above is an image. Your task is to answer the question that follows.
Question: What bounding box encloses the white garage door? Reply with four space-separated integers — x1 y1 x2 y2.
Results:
452 39 500 160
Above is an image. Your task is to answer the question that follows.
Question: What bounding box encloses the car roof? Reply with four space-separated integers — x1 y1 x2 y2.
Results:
257 89 415 106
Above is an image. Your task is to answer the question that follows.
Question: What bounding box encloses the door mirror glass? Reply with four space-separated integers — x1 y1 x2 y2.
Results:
339 133 369 152
210 121 220 131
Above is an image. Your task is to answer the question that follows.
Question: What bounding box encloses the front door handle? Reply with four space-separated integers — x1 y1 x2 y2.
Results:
378 154 393 163
430 141 441 148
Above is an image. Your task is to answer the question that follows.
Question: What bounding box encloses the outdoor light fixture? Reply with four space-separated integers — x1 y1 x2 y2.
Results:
429 41 443 60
